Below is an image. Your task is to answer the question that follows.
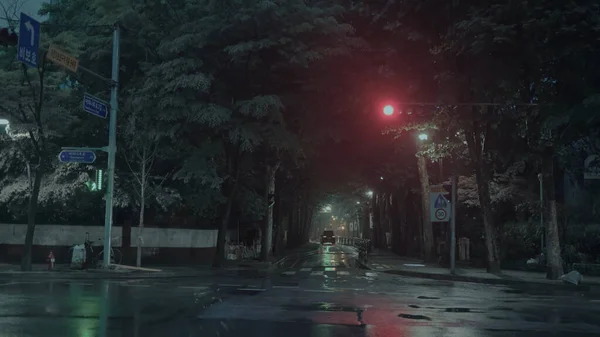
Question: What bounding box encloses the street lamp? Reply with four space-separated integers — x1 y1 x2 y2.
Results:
366 190 373 197
418 133 428 141
383 105 394 116
356 201 360 204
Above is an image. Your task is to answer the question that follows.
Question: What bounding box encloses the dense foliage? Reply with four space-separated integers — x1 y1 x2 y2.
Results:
1 0 599 273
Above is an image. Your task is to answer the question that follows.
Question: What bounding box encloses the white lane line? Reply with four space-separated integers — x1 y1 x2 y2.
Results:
337 271 350 276
68 283 94 286
590 300 600 303
273 285 299 289
304 289 334 293
327 287 364 291
310 271 324 276
218 284 243 287
282 271 296 275
365 272 378 277
121 284 151 287
0 281 41 286
324 267 336 272
237 288 266 292
300 268 311 272
178 286 209 290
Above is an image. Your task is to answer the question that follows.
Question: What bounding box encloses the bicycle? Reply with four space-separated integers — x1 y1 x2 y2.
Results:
80 233 122 268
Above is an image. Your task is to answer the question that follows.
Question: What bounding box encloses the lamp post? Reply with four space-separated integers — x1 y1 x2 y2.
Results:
417 133 434 261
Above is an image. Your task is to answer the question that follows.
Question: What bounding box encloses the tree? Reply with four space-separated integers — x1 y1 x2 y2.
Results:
0 8 77 269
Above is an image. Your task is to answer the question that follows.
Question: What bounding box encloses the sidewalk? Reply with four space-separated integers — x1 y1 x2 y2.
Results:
360 249 600 291
0 242 320 280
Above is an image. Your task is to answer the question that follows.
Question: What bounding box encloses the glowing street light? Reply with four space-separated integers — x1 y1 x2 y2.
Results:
383 105 394 116
418 133 428 141
366 190 373 197
356 201 360 204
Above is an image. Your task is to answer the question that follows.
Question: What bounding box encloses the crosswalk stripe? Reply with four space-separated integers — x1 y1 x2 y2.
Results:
365 272 378 277
300 268 311 272
282 271 296 275
337 271 349 275
310 271 324 276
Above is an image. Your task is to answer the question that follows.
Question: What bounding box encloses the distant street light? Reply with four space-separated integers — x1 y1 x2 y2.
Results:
356 201 360 204
366 190 373 197
418 133 428 141
380 176 384 180
383 105 394 116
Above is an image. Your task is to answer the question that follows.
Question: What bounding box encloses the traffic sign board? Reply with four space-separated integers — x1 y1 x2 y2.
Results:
430 184 451 222
83 93 108 118
435 209 447 221
47 45 79 73
58 150 96 164
17 13 40 68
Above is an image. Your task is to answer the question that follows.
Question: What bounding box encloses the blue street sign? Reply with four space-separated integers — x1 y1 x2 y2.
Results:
83 93 108 118
58 150 96 164
434 194 448 208
17 13 40 68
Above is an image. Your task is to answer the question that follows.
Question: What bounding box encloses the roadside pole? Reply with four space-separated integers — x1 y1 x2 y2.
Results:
450 174 457 274
102 24 120 268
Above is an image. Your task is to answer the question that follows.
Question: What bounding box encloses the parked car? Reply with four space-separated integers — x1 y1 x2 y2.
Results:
321 230 336 245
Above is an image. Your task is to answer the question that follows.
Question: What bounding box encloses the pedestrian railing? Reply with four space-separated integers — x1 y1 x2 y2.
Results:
337 237 371 262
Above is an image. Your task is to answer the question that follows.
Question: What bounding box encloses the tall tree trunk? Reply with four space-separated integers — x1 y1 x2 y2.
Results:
465 121 501 273
213 151 240 268
417 154 434 261
21 165 43 271
136 153 147 268
136 198 145 267
474 163 501 272
543 151 564 279
260 162 280 261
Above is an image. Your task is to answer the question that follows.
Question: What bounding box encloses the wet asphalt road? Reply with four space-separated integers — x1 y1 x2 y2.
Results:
1 244 600 336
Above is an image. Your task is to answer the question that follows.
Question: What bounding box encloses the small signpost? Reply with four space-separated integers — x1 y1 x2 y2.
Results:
17 13 40 68
47 45 79 73
83 93 108 118
430 184 450 222
58 150 96 164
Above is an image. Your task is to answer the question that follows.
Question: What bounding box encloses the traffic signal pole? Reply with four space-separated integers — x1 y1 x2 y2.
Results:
102 24 120 268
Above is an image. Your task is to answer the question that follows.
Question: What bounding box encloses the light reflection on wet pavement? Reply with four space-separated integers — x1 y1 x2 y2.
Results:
1 244 599 336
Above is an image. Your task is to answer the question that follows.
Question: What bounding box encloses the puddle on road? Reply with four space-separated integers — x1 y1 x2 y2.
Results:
417 296 439 299
398 313 432 321
445 307 484 313
282 302 362 313
408 305 420 308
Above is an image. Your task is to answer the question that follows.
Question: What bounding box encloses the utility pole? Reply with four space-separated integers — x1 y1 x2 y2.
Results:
537 173 544 253
450 174 457 274
102 24 120 268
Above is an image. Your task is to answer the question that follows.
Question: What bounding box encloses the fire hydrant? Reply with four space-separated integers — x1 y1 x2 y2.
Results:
47 251 55 270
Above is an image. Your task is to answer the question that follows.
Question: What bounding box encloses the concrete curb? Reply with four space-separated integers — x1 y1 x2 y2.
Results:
356 258 594 292
384 269 594 292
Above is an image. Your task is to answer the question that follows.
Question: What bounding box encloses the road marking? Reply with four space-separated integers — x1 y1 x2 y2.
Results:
273 285 299 289
0 281 41 286
68 282 93 286
365 272 378 277
304 289 334 293
328 287 364 291
310 271 324 276
590 300 600 303
237 288 266 292
300 268 311 272
120 284 150 287
282 271 296 275
337 271 350 275
218 284 243 287
178 286 209 290
325 267 336 272
343 260 350 268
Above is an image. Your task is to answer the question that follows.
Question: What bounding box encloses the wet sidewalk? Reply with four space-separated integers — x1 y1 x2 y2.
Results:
361 249 600 291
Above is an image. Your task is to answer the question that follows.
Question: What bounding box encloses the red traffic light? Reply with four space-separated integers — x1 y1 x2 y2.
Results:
383 105 394 116
0 28 18 46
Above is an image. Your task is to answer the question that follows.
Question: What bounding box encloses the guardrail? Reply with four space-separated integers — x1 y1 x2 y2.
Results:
337 237 371 262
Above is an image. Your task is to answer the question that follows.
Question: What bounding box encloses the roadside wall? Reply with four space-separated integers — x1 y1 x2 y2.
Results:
0 224 217 265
